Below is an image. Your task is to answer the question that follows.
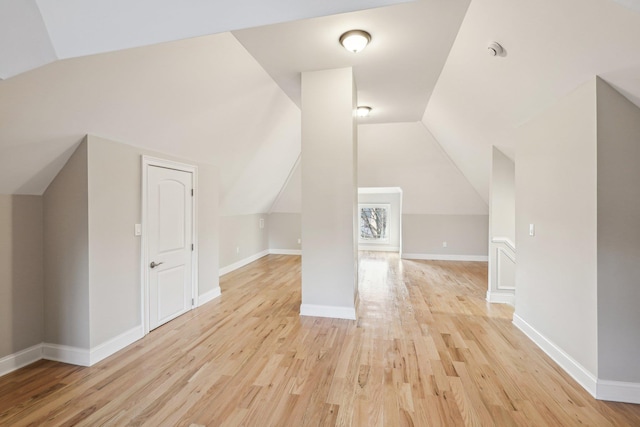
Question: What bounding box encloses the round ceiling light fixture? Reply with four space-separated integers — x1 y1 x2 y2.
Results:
339 30 372 53
356 106 372 118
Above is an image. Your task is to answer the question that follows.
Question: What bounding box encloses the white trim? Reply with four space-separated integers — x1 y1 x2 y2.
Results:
597 380 640 404
269 249 302 256
512 313 597 397
402 253 489 262
300 304 356 320
491 236 516 252
0 344 43 376
141 156 198 336
496 246 516 291
358 245 400 252
198 287 221 306
486 291 515 306
89 324 144 365
358 187 402 195
219 250 270 276
42 343 91 367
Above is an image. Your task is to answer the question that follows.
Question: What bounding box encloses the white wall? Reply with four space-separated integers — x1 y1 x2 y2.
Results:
596 78 640 383
514 78 598 377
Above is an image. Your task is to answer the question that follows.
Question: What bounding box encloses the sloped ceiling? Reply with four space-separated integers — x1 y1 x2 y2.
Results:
272 122 488 215
3 0 640 215
0 32 301 215
0 0 411 79
423 0 640 202
233 0 471 124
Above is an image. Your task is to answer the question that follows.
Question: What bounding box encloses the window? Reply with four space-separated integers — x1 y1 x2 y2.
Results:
359 204 389 243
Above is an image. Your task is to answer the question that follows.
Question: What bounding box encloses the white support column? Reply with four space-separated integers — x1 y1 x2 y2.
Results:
300 67 357 320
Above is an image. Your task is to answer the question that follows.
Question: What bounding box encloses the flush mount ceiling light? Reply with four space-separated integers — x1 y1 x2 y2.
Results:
339 30 371 53
357 106 372 118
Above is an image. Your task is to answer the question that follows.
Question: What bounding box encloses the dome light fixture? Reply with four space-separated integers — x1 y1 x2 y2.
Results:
339 30 371 53
356 106 372 118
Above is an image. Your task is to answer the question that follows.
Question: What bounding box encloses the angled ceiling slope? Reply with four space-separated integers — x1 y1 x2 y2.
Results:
233 0 471 124
423 0 640 203
0 0 412 79
0 32 301 216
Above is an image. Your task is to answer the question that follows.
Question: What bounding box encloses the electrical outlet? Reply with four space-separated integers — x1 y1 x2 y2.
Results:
442 241 447 248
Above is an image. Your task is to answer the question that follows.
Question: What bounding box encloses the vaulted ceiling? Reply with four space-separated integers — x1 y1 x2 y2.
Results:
1 0 640 213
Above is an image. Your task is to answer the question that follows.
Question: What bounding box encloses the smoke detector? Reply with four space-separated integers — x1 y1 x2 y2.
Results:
488 42 504 56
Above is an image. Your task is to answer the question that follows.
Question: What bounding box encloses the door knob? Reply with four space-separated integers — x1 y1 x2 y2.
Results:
150 261 164 269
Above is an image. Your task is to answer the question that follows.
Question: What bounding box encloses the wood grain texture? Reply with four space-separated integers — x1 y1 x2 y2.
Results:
1 253 639 426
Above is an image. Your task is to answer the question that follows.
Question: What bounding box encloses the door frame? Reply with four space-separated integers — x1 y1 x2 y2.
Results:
141 155 199 335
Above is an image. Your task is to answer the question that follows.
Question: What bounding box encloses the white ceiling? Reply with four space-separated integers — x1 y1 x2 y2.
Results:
233 0 471 123
2 0 640 214
423 0 640 202
0 0 410 79
0 33 301 215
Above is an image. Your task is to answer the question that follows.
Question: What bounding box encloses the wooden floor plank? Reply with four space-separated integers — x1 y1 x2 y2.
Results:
1 253 639 426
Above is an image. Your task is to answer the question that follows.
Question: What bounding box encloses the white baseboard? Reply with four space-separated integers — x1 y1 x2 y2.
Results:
198 287 221 306
269 249 302 255
358 245 400 252
219 249 269 276
89 324 144 365
0 344 43 376
597 380 640 404
512 313 597 397
300 304 356 320
486 291 515 306
43 343 91 367
403 253 488 262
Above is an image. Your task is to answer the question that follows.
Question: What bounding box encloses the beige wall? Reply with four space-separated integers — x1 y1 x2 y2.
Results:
268 213 301 251
301 68 357 311
0 195 44 358
490 147 515 243
402 214 488 256
596 78 640 383
41 135 220 352
86 135 220 347
43 140 90 349
514 79 598 375
358 122 487 215
219 214 268 268
86 137 145 347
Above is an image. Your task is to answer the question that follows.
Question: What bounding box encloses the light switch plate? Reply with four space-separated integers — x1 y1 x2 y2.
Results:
134 223 142 236
529 224 535 236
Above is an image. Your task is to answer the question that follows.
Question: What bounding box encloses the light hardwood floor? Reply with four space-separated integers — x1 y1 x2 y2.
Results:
1 253 639 426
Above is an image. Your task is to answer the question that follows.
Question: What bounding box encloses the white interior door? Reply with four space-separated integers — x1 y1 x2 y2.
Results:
147 165 193 331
